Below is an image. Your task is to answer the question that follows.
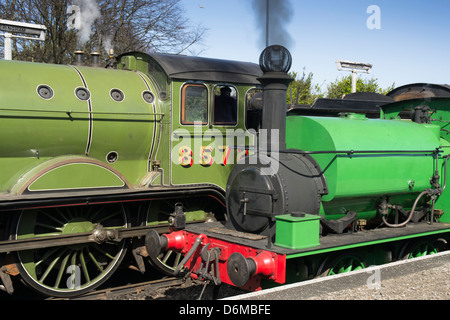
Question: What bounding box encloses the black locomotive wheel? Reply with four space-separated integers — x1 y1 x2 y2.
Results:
144 200 186 275
317 253 366 277
15 203 128 297
398 239 439 260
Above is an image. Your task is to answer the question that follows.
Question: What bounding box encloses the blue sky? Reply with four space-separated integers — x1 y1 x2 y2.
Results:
180 0 450 91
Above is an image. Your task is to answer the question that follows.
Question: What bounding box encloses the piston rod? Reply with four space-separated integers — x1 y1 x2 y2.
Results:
0 225 170 253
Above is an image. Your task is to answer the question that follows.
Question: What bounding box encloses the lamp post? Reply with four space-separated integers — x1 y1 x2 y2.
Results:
336 60 373 93
0 19 46 60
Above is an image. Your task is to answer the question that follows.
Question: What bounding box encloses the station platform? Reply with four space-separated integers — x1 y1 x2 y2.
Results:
224 250 450 300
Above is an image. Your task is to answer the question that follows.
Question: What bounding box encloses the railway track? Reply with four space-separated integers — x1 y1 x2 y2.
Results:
47 277 245 300
47 276 186 300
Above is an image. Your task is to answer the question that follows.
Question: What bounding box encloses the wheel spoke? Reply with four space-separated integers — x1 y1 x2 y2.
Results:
97 210 122 224
92 244 116 260
161 250 173 264
343 261 353 273
35 247 61 267
86 247 104 272
89 207 106 221
54 251 71 289
80 249 91 283
55 208 70 222
326 255 365 276
41 211 65 227
36 222 63 233
39 250 67 282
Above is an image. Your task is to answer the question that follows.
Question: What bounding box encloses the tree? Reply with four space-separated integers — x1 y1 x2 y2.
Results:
287 70 324 106
326 74 395 99
0 0 206 64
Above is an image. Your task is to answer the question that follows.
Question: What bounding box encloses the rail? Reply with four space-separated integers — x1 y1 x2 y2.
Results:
47 277 185 300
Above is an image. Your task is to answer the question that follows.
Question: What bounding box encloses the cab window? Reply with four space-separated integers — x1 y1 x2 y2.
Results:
245 88 262 131
181 84 208 125
213 85 237 125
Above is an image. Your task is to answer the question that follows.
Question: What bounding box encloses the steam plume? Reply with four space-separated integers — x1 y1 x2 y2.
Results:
69 0 101 46
251 0 294 49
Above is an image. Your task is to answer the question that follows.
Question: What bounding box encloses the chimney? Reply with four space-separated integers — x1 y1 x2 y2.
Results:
105 48 116 69
74 50 84 65
258 45 293 152
90 51 100 67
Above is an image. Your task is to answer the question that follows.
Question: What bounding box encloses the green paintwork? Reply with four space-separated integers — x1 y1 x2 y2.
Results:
286 114 442 222
0 53 258 198
169 81 256 189
1 53 260 292
28 163 125 191
275 214 321 249
0 59 160 195
381 98 450 223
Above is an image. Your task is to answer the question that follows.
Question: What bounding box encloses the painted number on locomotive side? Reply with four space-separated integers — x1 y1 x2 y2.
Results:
178 146 248 168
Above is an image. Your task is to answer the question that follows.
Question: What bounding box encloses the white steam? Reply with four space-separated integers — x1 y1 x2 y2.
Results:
102 35 113 54
67 0 100 46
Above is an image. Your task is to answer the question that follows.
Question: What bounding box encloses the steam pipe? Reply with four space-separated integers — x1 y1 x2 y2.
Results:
382 190 429 228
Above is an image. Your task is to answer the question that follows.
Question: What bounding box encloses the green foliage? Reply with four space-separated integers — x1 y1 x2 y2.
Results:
326 74 395 99
287 70 324 106
287 69 395 105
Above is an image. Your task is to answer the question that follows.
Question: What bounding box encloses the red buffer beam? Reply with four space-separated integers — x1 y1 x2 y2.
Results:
145 229 286 291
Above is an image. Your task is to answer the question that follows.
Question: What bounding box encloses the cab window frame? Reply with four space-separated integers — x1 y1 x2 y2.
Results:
180 83 209 125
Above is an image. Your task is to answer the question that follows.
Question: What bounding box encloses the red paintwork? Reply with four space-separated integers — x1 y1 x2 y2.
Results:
162 229 286 291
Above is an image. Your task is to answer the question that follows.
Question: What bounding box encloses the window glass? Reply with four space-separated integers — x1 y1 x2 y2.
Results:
181 84 208 124
245 88 263 131
213 85 237 125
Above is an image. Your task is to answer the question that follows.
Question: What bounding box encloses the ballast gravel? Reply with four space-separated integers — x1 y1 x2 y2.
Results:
305 263 450 300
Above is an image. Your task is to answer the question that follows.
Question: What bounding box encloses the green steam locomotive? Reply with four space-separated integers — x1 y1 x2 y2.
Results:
1 45 450 297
